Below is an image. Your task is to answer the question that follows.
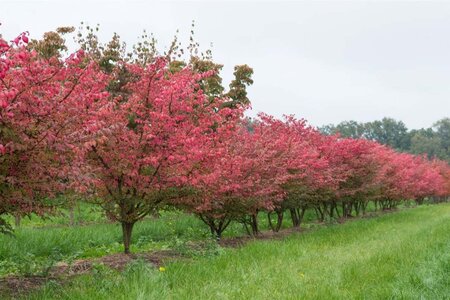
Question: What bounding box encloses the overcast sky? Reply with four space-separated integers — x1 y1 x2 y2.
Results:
1 0 449 129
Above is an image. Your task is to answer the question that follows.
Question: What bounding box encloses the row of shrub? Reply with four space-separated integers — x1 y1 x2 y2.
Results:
0 28 449 253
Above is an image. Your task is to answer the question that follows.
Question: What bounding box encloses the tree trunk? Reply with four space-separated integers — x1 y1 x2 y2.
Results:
250 213 259 235
322 203 331 219
334 202 341 218
69 206 75 226
315 206 324 222
290 208 300 227
268 210 284 232
199 215 231 241
361 201 368 215
354 201 360 216
342 203 347 217
342 202 353 218
209 224 216 236
330 202 335 218
243 222 251 236
381 200 390 210
213 219 231 240
121 222 135 254
297 207 306 227
14 214 21 228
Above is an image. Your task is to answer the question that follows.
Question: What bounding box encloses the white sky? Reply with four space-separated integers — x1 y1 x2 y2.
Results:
1 0 449 129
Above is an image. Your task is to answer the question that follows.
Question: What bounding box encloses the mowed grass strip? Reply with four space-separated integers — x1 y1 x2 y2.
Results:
27 203 450 300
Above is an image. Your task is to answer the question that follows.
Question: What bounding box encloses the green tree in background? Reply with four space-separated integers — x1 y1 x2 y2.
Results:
363 118 410 151
321 117 449 163
409 129 442 160
434 118 450 158
320 120 365 139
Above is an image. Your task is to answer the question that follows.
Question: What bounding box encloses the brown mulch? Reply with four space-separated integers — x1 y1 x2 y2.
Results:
50 249 180 277
0 276 54 299
0 250 182 298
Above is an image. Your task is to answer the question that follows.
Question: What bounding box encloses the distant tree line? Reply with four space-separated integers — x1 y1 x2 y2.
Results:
320 117 450 163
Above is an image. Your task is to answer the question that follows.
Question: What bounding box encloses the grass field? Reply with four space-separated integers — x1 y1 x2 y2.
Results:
0 203 317 278
13 202 449 300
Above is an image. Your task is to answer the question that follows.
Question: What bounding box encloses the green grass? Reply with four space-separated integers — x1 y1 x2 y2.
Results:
22 203 450 300
3 202 106 228
0 210 210 276
0 201 320 277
